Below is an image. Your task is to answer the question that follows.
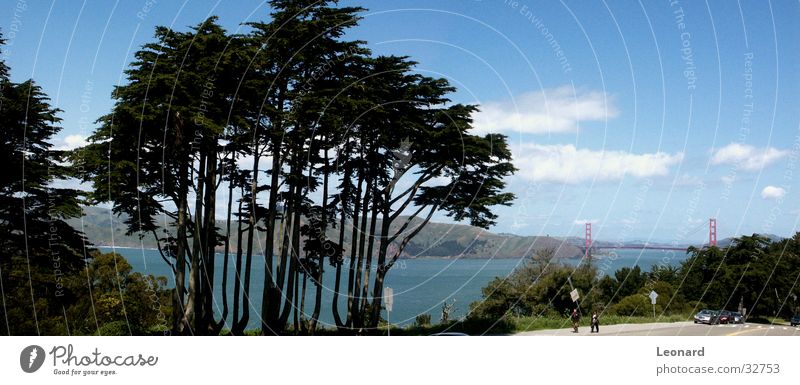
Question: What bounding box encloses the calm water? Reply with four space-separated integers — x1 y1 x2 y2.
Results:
105 247 685 329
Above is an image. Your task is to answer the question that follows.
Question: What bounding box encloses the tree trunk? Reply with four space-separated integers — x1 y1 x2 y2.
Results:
232 187 245 334
203 148 219 334
173 161 189 334
298 266 306 333
241 148 260 332
277 181 302 330
310 145 329 332
187 151 206 333
331 166 351 329
262 136 282 334
359 178 378 323
345 171 364 328
352 172 372 329
369 194 392 328
220 165 235 334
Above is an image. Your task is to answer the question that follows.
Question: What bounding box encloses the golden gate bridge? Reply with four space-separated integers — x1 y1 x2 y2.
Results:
581 218 718 256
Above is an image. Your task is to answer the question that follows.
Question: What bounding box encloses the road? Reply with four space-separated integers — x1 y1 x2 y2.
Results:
516 321 800 336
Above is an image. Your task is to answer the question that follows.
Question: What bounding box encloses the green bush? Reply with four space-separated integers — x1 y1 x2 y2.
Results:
414 314 432 327
609 294 652 317
95 321 146 336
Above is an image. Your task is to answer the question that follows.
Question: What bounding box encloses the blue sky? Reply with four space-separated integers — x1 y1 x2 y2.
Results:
2 0 799 243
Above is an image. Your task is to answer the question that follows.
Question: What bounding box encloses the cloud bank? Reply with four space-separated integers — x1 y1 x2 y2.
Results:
473 86 617 134
711 143 787 171
513 144 683 184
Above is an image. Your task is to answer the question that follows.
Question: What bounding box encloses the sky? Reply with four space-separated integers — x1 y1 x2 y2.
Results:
2 0 799 244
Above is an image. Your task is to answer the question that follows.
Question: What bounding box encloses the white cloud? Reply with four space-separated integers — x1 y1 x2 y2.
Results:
573 219 597 225
513 143 683 184
761 185 786 200
473 86 617 134
54 134 88 150
711 143 788 171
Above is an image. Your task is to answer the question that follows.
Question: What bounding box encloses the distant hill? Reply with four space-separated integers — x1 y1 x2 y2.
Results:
68 207 584 259
560 236 693 250
716 234 785 248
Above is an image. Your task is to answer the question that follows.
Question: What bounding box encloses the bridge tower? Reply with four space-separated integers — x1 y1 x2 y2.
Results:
585 222 592 259
709 218 717 247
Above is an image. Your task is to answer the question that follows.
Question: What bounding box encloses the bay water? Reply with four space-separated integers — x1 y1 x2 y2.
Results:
105 247 686 330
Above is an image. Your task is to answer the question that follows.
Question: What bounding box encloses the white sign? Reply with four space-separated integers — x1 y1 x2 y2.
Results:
649 290 658 305
383 287 394 312
570 289 580 302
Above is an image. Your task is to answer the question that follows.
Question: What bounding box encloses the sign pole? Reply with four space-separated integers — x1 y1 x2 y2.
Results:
649 290 658 320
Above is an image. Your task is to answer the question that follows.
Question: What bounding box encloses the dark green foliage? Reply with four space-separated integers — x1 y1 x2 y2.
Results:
414 313 432 327
0 36 89 335
469 255 600 320
472 233 800 324
95 320 146 336
64 251 172 336
677 234 800 318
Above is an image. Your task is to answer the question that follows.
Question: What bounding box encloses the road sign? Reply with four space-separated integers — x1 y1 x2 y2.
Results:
384 287 394 312
649 290 658 305
570 289 580 302
649 290 658 319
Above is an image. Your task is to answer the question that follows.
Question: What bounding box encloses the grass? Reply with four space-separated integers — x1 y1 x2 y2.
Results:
226 312 796 335
225 313 697 336
374 313 694 335
226 314 694 336
511 313 692 333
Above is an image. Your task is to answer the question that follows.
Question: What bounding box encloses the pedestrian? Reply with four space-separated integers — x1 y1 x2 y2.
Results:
571 308 580 333
590 311 599 333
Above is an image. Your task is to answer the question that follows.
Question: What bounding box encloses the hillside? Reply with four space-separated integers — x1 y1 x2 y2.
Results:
68 207 583 259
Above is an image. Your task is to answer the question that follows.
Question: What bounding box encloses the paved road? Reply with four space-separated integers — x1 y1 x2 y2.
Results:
516 321 800 336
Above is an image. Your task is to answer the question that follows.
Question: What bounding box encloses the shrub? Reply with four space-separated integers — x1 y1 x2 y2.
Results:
609 294 652 317
414 314 432 327
95 320 146 336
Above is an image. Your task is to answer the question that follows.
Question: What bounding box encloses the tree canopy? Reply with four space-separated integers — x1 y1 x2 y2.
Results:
72 1 516 335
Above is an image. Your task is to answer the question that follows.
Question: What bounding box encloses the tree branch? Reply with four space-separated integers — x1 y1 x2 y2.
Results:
385 203 439 272
387 204 428 244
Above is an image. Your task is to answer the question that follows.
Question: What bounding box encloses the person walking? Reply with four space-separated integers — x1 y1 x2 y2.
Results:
590 311 599 333
571 308 580 333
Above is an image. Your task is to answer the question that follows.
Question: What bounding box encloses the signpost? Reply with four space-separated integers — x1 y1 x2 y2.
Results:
568 279 581 318
384 287 393 336
570 289 580 303
649 290 658 319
